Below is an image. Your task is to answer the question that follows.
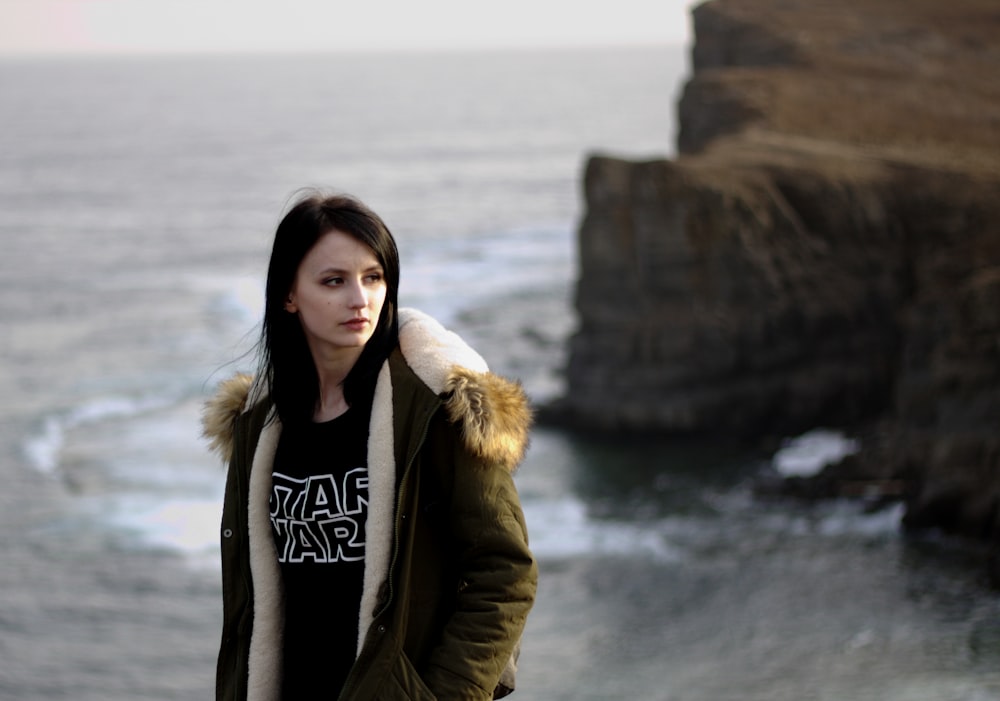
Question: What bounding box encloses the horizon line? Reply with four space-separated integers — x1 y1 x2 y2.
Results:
0 40 688 60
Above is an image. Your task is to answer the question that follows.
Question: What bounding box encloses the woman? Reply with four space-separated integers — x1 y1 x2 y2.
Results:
203 191 537 701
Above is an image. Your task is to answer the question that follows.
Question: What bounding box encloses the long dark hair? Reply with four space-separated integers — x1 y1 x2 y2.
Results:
259 190 400 424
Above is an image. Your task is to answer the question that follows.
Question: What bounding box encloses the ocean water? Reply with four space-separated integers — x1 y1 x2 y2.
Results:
1 48 998 701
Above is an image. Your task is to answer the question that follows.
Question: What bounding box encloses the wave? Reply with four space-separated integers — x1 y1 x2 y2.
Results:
25 394 904 572
523 496 683 562
106 493 223 571
400 221 573 326
23 393 179 475
24 392 227 569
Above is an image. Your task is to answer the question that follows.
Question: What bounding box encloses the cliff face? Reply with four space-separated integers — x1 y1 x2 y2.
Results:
557 0 1000 569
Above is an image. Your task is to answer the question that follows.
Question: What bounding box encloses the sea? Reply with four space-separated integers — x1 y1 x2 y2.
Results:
1 47 998 701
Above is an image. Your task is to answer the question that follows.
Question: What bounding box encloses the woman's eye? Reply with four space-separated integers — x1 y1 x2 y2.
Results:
323 277 343 286
366 273 383 283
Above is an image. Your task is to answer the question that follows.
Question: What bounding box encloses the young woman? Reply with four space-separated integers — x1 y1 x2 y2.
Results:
203 192 537 701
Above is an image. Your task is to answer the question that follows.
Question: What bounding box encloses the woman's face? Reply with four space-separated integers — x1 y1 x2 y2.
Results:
285 228 387 363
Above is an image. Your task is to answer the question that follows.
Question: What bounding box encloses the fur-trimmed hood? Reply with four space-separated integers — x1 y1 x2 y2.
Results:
202 307 532 471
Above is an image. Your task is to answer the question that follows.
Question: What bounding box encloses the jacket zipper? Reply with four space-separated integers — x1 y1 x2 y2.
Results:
377 406 434 619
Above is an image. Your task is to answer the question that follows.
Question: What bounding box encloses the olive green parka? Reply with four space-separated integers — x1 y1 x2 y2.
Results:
202 309 537 701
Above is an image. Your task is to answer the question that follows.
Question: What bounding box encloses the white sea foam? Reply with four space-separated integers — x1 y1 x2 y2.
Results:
815 501 905 537
757 500 905 539
772 428 860 478
523 496 682 562
41 396 227 568
22 394 178 476
400 222 573 325
108 496 222 558
205 274 265 326
23 416 63 475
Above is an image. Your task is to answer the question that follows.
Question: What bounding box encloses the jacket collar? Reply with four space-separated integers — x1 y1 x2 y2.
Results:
202 307 532 472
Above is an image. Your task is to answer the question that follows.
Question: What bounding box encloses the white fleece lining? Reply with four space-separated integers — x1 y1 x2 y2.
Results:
398 308 488 390
356 360 396 655
247 415 283 701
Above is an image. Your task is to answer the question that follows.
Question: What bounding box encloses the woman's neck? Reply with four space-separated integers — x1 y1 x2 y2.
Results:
314 387 348 422
310 346 362 422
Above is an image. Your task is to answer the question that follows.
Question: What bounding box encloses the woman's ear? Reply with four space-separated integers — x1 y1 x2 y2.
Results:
284 293 297 314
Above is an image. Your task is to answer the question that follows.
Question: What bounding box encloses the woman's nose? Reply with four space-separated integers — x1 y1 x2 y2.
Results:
347 280 367 307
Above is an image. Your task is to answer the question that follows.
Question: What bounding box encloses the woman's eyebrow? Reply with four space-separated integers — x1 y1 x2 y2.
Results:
316 264 383 275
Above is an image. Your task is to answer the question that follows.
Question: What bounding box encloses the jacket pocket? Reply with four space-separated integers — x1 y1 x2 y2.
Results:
378 642 437 701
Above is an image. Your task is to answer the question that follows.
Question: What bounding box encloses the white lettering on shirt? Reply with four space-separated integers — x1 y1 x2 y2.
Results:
270 468 368 563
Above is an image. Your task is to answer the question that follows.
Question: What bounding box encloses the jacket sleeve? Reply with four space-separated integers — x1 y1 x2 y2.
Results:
419 424 538 700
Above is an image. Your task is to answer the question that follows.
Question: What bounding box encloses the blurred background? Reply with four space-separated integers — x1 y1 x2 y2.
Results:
1 1 998 699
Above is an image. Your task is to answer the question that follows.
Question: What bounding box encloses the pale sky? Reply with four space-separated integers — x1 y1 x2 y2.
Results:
0 0 698 54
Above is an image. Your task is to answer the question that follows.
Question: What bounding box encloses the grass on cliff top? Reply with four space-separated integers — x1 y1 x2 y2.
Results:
700 0 1000 174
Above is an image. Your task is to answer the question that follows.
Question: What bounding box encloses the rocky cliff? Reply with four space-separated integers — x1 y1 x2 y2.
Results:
552 0 1000 578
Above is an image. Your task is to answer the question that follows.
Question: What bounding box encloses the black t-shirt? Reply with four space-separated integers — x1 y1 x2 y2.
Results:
270 398 372 699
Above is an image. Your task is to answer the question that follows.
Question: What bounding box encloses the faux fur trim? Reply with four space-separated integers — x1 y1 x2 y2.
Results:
443 367 531 471
201 373 253 461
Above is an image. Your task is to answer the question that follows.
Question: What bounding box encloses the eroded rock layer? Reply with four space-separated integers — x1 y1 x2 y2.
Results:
555 0 1000 570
